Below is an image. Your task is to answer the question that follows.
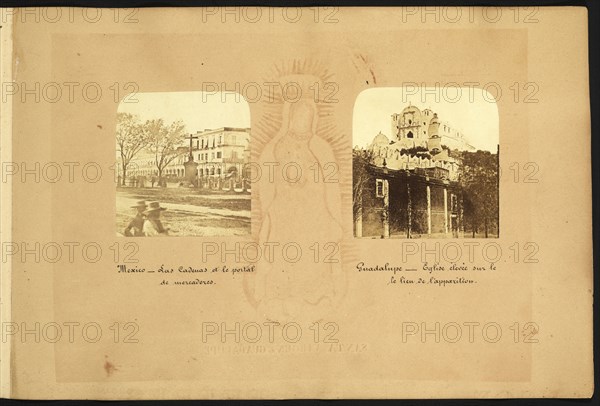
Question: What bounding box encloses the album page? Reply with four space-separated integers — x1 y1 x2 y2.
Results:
0 6 593 399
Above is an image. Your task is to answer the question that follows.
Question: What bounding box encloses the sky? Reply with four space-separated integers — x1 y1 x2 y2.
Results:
353 87 499 152
117 91 251 133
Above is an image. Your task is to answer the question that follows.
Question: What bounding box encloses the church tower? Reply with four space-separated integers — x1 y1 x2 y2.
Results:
428 113 442 154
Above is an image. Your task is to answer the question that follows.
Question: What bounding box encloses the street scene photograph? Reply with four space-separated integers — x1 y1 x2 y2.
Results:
115 91 252 237
353 87 499 238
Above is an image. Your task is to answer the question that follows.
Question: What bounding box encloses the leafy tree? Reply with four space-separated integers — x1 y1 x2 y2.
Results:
144 119 187 184
352 148 374 224
459 150 499 237
116 113 146 186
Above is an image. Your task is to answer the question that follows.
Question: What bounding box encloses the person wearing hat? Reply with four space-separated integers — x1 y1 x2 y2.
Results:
142 201 169 236
123 200 147 237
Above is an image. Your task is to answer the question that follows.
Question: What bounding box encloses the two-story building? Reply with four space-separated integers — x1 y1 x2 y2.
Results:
118 127 251 183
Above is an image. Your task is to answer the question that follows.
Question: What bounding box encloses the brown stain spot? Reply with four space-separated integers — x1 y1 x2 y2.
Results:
97 124 103 129
104 356 118 377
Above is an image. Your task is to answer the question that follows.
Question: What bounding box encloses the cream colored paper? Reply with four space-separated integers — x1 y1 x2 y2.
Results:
0 6 593 399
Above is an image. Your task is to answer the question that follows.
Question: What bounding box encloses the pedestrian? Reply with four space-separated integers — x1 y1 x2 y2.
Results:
142 201 169 236
123 200 147 236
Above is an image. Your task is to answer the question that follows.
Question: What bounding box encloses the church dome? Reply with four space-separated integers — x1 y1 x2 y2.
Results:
371 131 390 146
401 104 422 115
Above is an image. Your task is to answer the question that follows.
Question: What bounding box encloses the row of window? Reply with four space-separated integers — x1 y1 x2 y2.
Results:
128 150 231 172
197 151 223 161
126 167 229 177
196 134 238 149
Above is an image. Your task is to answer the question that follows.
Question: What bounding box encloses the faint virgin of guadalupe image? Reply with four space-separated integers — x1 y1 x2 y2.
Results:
353 88 499 239
115 91 251 237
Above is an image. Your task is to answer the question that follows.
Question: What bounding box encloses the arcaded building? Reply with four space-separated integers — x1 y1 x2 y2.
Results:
120 127 250 181
353 160 463 238
193 127 251 178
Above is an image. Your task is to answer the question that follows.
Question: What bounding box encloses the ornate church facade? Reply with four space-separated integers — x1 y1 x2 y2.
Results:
354 104 474 238
391 104 475 152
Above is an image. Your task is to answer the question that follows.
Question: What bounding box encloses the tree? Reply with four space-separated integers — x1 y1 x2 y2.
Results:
116 113 146 186
458 150 499 237
144 119 187 184
353 148 374 228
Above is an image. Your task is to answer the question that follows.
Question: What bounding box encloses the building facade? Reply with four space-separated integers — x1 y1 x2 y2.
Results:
391 104 475 151
354 159 463 238
354 104 473 238
192 127 251 179
118 127 251 184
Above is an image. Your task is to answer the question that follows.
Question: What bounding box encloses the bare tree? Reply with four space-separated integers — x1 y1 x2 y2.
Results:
144 119 187 184
116 112 146 186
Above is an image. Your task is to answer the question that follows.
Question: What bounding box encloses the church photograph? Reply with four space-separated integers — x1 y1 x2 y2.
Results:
353 88 499 238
